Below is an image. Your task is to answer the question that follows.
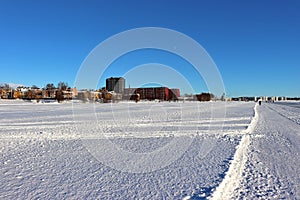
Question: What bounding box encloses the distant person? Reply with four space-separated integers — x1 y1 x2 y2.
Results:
259 100 262 106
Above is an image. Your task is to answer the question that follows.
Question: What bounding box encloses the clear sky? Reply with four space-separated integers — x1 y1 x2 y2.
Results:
0 0 299 97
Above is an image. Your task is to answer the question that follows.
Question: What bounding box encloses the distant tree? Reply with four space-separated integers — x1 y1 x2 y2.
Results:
211 93 217 101
58 82 68 91
46 83 55 90
31 85 39 89
221 93 226 101
56 90 64 103
0 83 10 89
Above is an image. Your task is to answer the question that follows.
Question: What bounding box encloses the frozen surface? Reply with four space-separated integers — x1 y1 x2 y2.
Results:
1 100 299 199
232 102 300 199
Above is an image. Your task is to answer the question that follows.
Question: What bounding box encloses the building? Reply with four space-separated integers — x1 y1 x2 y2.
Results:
106 77 125 94
123 88 137 100
170 88 180 100
137 87 169 100
195 93 212 101
123 87 180 101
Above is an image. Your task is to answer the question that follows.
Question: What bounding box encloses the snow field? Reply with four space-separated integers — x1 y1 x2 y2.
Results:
1 100 257 199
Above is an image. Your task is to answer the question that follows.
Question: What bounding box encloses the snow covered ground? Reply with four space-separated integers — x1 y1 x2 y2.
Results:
0 100 299 199
232 102 300 199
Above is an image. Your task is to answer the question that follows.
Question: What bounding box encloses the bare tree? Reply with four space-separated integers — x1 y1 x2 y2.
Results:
221 93 226 101
57 82 68 91
0 83 10 89
56 90 64 103
46 83 55 90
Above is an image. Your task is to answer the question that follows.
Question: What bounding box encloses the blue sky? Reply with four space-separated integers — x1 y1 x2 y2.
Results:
0 0 299 97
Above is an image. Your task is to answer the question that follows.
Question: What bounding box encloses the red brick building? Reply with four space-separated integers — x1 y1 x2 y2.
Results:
124 87 180 101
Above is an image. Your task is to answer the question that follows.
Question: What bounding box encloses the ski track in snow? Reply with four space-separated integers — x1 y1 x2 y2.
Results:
1 100 299 199
210 103 259 199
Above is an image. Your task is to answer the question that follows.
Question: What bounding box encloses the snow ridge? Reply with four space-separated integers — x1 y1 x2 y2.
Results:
210 103 259 199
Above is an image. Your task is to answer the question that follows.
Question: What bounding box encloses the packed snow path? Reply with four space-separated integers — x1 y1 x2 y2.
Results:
232 103 300 199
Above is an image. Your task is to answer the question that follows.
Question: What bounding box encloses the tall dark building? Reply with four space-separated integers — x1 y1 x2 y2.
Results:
106 77 125 93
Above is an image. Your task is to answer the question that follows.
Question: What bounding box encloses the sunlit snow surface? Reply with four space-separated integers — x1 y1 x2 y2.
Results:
1 100 299 199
